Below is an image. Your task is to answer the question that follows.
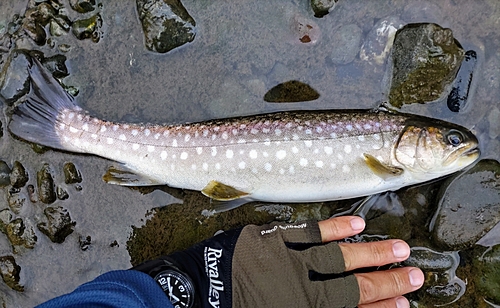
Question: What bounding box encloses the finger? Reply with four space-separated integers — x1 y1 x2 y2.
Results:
339 240 411 271
356 267 424 305
358 296 410 308
318 216 365 242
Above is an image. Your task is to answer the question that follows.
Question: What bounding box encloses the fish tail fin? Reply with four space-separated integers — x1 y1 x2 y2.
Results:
9 58 80 151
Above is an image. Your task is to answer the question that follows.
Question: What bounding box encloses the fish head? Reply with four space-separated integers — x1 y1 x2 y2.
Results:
394 121 480 177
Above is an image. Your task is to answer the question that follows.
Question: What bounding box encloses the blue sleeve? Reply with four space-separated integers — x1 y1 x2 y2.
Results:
36 270 173 308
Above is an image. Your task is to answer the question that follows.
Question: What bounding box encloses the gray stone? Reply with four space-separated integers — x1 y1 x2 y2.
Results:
431 159 500 250
329 24 362 65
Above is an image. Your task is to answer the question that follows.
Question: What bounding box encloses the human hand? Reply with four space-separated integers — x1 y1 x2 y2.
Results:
133 216 423 308
319 216 424 308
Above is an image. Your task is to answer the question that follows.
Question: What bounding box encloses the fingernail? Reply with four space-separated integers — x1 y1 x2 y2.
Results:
409 268 424 287
396 296 409 308
350 217 365 231
392 241 410 258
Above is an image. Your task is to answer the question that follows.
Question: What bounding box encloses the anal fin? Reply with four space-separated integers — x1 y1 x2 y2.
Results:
103 165 159 186
201 180 249 201
363 153 404 180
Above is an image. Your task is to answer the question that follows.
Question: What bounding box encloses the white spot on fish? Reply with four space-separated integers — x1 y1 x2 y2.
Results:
330 132 337 138
238 161 246 169
249 150 257 159
196 147 203 155
264 163 272 172
68 112 75 119
300 158 308 166
144 129 151 136
324 146 333 155
264 139 271 146
315 161 324 168
263 128 270 133
292 146 299 154
232 129 238 135
185 134 191 142
222 132 228 140
226 149 234 158
364 124 372 130
342 165 351 173
107 138 114 145
305 129 312 135
212 134 217 141
163 131 170 137
91 134 97 139
358 135 365 141
147 146 155 152
215 163 221 170
70 127 79 133
252 168 258 174
82 123 89 131
292 134 299 141
330 163 337 169
337 154 343 160
131 129 138 136
119 134 127 141
113 125 119 131
275 129 282 136
304 140 312 147
263 151 269 158
279 168 285 175
211 147 217 156
237 139 246 144
276 150 287 160
316 127 323 133
77 114 83 121
161 151 167 160
203 129 209 137
180 152 188 160
251 128 258 134
344 145 352 154
289 166 295 174
191 164 197 170
132 144 140 150
154 133 160 140
172 139 178 147
346 125 353 131
202 163 208 171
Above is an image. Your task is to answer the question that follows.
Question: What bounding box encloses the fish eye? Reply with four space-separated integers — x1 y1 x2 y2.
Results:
446 130 463 147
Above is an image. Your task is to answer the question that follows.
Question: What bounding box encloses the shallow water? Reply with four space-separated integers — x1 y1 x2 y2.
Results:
0 0 498 306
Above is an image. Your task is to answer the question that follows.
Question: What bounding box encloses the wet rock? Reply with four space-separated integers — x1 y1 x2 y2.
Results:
472 244 500 305
263 80 320 103
7 191 26 215
289 14 320 45
0 255 23 292
0 209 12 234
5 218 37 250
360 17 404 65
70 0 97 13
79 235 91 251
37 163 56 204
311 0 337 18
10 161 28 189
328 24 362 65
43 54 69 79
388 23 465 108
56 186 69 200
72 14 103 43
27 184 37 203
63 162 82 184
37 206 76 243
0 160 11 187
404 247 465 306
22 2 55 45
136 0 197 53
430 159 500 250
0 50 30 105
447 50 477 112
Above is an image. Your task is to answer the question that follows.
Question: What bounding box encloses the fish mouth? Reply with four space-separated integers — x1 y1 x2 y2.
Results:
443 145 480 167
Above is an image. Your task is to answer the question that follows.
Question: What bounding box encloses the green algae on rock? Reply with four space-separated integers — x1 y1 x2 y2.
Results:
63 162 82 184
5 218 37 251
430 159 500 250
136 0 196 53
388 23 465 108
472 244 500 305
10 161 28 189
37 164 56 204
37 206 76 243
72 14 103 43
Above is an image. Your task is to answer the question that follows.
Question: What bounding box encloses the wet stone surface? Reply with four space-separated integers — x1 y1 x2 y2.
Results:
359 17 404 65
72 14 103 43
0 50 31 104
431 160 500 250
10 161 28 189
0 160 11 187
310 0 337 18
136 0 197 53
388 23 465 108
37 164 56 205
5 218 37 252
63 162 82 184
471 244 500 305
263 80 320 103
37 206 76 244
0 256 23 292
328 24 362 65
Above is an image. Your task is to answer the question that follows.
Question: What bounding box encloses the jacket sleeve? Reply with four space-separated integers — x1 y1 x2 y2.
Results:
36 270 172 308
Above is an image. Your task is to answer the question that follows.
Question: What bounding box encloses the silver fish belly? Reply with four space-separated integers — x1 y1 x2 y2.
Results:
9 60 480 204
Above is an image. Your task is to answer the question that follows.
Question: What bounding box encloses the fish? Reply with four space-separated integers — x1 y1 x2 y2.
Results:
8 59 480 208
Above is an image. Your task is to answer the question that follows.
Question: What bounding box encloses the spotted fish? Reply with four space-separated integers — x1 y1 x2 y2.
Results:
9 60 480 206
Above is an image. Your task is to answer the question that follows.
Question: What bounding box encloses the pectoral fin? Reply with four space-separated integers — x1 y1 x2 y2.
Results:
363 153 404 180
202 180 249 201
103 165 159 186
